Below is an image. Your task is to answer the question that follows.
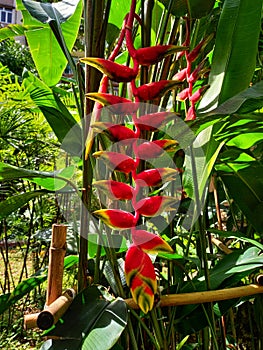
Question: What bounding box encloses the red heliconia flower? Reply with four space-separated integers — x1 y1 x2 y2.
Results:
177 87 190 101
188 59 207 84
80 57 138 82
187 33 214 62
185 106 197 121
134 80 181 101
93 180 134 200
136 139 179 159
91 122 137 144
173 68 187 82
132 45 187 66
86 93 139 114
135 168 178 187
136 111 177 131
189 85 209 103
135 195 178 217
132 230 173 253
93 151 136 173
93 209 136 230
125 244 157 313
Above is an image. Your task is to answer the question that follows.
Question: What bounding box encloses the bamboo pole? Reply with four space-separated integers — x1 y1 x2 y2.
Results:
24 289 75 330
46 224 67 306
24 313 39 330
37 289 76 330
211 236 233 255
125 284 263 309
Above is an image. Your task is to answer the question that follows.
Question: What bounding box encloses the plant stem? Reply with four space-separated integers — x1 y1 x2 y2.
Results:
130 309 160 349
150 309 165 349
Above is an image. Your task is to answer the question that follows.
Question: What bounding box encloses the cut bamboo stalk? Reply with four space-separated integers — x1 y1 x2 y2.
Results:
211 236 233 255
46 224 67 306
125 284 263 309
24 289 76 330
37 289 76 330
24 313 39 330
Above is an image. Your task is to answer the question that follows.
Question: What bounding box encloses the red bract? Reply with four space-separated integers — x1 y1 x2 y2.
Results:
93 151 136 173
136 111 177 131
91 122 137 143
134 80 181 101
93 180 134 200
177 88 190 101
93 209 136 230
80 57 138 83
173 68 187 81
186 106 197 121
189 85 209 103
135 195 178 217
86 92 139 114
125 244 157 313
136 139 178 159
136 168 178 187
187 33 213 62
188 59 207 84
132 45 187 66
132 230 173 253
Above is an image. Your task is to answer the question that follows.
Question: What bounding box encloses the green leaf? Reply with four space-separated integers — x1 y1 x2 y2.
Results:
209 81 263 116
0 275 46 314
158 252 184 260
198 0 262 115
44 286 128 350
0 162 75 191
82 299 127 350
64 255 79 270
22 70 82 156
214 114 263 149
22 0 81 24
17 0 82 86
0 190 49 220
157 0 215 18
108 0 130 29
0 24 41 41
183 125 224 201
216 162 263 233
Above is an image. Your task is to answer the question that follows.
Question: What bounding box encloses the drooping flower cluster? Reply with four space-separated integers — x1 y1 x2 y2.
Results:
80 2 207 313
174 17 212 120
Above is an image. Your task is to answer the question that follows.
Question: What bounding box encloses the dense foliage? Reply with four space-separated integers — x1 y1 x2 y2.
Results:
0 0 263 349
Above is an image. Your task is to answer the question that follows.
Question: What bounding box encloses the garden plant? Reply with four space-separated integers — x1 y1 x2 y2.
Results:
0 0 263 349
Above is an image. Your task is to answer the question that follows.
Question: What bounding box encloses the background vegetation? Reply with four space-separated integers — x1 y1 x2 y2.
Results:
0 0 263 349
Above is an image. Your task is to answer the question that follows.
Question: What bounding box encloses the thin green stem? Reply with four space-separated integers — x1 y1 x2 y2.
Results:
150 309 165 349
190 145 219 349
127 314 139 350
130 309 160 349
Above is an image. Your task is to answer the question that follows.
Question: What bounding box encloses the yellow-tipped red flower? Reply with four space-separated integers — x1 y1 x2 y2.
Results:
125 244 157 313
136 139 179 159
134 80 181 101
132 230 173 254
91 122 137 144
136 168 178 187
132 45 187 66
93 209 136 230
86 92 139 114
93 180 134 200
135 195 178 217
80 57 138 82
93 151 136 173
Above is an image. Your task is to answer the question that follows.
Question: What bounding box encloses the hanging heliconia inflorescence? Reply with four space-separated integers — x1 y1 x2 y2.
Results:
80 0 210 313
